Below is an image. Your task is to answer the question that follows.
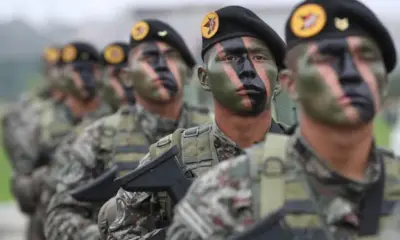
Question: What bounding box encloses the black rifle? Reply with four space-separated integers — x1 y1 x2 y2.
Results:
71 161 140 202
118 146 192 205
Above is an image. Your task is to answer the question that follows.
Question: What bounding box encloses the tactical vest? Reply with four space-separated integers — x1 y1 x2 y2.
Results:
247 133 400 239
99 105 212 173
147 121 286 219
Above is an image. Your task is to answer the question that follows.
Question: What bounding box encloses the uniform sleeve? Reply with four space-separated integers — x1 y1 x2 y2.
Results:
166 155 254 240
9 108 44 215
44 121 106 240
106 154 164 240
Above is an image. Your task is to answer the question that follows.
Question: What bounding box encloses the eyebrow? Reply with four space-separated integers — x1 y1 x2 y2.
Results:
217 46 271 55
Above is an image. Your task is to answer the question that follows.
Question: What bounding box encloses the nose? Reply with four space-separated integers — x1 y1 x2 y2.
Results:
79 70 96 88
153 56 169 72
238 58 256 80
339 53 362 84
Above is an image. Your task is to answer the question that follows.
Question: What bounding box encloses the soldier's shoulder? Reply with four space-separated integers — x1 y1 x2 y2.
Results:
378 147 400 161
186 104 213 125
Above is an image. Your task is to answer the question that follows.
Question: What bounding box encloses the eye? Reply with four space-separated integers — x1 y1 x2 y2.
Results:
310 54 336 64
253 54 267 61
223 55 236 61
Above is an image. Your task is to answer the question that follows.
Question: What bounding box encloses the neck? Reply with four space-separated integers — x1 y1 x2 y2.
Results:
135 94 183 121
64 95 100 118
299 112 374 181
214 101 271 148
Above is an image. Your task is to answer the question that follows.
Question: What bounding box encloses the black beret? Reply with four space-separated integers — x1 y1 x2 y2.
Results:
200 6 286 70
42 45 61 65
100 42 129 67
285 0 397 73
129 19 196 68
60 41 100 65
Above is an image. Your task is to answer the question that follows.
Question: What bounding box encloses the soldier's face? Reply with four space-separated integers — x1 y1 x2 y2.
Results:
127 41 188 103
283 36 387 126
104 66 135 105
64 62 101 100
202 36 278 116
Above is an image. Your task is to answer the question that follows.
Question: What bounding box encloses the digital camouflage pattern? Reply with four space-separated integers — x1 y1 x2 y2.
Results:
103 33 288 240
12 99 112 239
105 120 285 240
44 103 211 240
167 131 400 239
2 87 54 175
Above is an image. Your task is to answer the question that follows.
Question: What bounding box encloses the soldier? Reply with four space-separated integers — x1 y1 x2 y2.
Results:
100 42 136 111
44 19 211 240
165 0 400 239
11 41 113 240
107 5 289 240
2 45 65 174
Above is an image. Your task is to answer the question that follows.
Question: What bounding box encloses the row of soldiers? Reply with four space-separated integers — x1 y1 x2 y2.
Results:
2 0 400 239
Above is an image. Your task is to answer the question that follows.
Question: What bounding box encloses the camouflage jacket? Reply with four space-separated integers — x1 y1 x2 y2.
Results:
166 129 400 240
44 103 211 240
106 120 286 240
10 100 112 215
1 87 55 174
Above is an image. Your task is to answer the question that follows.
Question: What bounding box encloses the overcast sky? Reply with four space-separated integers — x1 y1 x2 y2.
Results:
0 0 399 27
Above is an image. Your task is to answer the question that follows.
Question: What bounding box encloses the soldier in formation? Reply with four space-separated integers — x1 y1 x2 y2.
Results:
100 42 136 111
165 0 400 239
104 5 291 240
44 19 211 240
8 41 113 240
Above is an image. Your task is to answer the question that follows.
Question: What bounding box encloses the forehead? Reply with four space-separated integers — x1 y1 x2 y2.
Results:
131 41 177 54
305 36 381 55
211 36 271 53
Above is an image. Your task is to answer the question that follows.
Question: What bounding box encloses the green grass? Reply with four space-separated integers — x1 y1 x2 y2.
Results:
0 116 393 202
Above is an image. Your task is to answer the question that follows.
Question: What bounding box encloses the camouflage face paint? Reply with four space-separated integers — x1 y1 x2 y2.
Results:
64 63 99 101
205 36 278 116
293 36 387 126
105 66 135 105
127 41 188 103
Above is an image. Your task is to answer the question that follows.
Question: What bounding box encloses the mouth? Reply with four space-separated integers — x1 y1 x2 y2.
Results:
236 86 264 96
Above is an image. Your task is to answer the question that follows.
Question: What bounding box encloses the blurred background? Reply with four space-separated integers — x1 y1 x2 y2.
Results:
0 0 398 237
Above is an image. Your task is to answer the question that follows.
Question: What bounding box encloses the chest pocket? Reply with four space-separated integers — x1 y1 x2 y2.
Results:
251 137 400 239
99 109 149 173
180 124 216 176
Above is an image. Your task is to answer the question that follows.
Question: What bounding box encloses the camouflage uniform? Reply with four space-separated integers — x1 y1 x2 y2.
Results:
1 86 56 175
11 99 112 240
105 120 286 240
44 103 211 240
166 130 400 239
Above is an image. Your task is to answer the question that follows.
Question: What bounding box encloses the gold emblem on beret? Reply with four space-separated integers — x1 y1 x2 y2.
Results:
62 45 77 63
201 12 219 39
104 45 124 64
335 17 349 31
44 47 59 63
131 21 150 41
290 4 327 38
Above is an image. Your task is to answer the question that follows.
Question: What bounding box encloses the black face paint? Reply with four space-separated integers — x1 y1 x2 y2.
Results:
142 42 178 96
317 39 375 122
73 62 97 100
220 38 267 115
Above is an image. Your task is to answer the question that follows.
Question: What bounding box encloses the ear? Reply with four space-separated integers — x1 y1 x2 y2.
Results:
197 65 211 91
182 66 194 85
279 69 298 101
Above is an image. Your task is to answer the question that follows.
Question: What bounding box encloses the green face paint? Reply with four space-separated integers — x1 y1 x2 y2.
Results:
204 36 278 116
127 41 189 103
293 36 387 126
